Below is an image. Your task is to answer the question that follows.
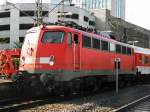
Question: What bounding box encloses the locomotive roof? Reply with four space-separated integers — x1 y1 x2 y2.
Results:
27 25 150 54
133 46 150 55
27 25 134 48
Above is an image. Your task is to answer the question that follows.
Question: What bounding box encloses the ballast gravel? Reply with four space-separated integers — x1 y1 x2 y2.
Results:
20 84 150 112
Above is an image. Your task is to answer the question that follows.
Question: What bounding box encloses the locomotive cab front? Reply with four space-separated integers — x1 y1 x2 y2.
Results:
19 25 79 82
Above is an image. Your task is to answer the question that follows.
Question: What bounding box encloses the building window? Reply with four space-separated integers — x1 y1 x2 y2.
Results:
42 11 49 16
20 11 48 17
20 11 34 16
84 16 89 22
58 13 79 20
0 12 10 18
19 37 24 43
0 38 10 44
89 21 95 26
65 14 71 18
71 13 79 19
92 38 100 49
19 24 33 30
0 25 10 31
82 35 91 48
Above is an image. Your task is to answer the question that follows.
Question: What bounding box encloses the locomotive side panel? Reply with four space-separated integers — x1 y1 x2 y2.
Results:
81 49 112 72
80 33 134 76
19 26 136 83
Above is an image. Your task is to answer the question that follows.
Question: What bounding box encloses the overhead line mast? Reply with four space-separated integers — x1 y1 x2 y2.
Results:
34 0 73 26
35 0 43 26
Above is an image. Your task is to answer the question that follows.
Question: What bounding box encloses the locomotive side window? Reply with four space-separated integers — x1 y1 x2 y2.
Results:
110 43 115 52
116 44 121 54
122 46 127 54
74 34 78 44
67 33 72 45
127 47 132 55
101 40 109 51
82 35 91 48
42 31 64 43
92 38 100 49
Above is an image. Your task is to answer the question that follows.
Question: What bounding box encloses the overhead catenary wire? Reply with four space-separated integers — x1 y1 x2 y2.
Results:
43 0 65 18
5 0 72 25
5 1 36 21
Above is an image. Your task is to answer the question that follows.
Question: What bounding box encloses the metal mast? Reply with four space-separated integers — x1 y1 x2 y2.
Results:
59 0 72 21
58 0 65 22
35 0 42 26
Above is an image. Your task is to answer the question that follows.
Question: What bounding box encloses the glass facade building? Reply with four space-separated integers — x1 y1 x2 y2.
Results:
49 0 125 19
115 0 121 18
72 0 125 19
72 0 111 10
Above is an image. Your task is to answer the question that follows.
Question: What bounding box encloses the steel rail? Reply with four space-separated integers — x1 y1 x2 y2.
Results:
113 94 150 112
0 95 69 111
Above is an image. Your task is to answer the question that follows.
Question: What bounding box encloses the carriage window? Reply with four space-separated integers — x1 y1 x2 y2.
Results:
122 46 126 54
101 40 109 51
42 31 64 43
145 56 149 64
127 47 132 55
67 33 72 45
92 38 100 49
82 35 91 48
116 44 121 54
110 43 115 52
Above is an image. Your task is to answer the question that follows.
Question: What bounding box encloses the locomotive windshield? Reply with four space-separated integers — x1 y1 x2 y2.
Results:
42 31 64 43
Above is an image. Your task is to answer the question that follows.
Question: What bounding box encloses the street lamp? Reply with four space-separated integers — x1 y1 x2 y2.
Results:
127 40 139 46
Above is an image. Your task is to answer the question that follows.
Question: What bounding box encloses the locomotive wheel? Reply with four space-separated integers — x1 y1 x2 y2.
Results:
71 79 81 94
95 78 102 91
62 82 73 96
85 77 98 93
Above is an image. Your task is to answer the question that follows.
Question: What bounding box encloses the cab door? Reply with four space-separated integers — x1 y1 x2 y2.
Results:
73 33 81 70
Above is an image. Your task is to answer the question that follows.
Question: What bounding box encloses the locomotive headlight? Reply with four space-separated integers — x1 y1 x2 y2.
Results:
49 61 54 66
49 55 55 66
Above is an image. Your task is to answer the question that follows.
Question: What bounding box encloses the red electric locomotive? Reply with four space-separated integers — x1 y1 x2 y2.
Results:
19 25 150 93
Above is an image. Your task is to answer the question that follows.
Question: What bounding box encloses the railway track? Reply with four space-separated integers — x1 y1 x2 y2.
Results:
113 94 150 112
0 80 149 111
0 95 73 112
0 84 114 112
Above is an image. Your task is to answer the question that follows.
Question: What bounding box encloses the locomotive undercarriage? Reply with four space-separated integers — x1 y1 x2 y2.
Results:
11 71 150 95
